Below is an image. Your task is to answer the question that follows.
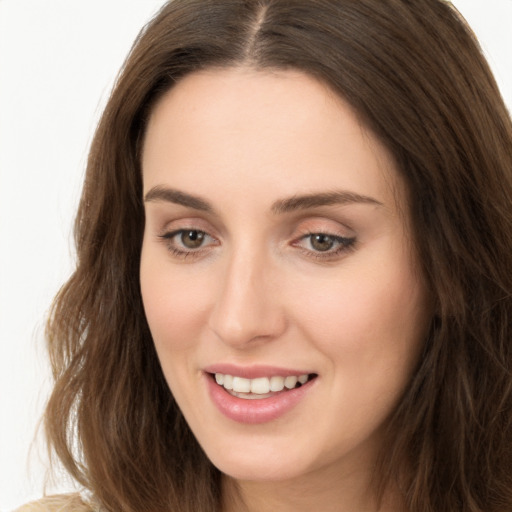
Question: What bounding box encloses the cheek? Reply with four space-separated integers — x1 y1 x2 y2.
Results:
289 251 428 374
140 251 212 353
290 259 428 439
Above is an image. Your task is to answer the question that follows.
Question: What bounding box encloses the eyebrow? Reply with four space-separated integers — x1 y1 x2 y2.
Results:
144 186 213 212
270 191 383 214
144 186 382 214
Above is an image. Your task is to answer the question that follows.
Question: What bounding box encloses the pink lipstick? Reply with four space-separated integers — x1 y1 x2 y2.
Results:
204 365 317 424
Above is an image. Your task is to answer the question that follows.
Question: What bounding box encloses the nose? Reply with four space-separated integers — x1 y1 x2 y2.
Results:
208 248 287 348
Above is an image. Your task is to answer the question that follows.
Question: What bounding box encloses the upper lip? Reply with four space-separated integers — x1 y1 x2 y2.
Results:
203 363 314 379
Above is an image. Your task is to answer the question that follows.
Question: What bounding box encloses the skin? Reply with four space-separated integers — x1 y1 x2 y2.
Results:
140 68 430 511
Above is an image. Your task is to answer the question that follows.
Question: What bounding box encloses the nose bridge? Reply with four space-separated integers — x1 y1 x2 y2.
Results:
208 242 284 347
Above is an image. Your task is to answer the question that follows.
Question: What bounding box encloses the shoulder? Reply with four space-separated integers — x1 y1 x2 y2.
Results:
13 494 96 512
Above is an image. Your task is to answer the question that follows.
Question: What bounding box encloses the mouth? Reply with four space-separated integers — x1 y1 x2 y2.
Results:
205 368 318 424
209 372 318 400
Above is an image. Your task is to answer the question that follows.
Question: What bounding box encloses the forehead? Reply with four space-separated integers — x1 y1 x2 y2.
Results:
141 67 404 214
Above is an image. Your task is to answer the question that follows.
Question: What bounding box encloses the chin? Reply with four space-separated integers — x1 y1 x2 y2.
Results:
199 434 316 482
214 457 306 482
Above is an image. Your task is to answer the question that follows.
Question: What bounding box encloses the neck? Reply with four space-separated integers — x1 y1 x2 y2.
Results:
221 465 405 512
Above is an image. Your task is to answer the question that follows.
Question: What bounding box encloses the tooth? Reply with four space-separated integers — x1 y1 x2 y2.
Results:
223 374 234 390
269 376 285 392
298 374 308 384
219 373 309 394
230 390 274 400
232 377 251 393
251 377 270 394
284 376 298 389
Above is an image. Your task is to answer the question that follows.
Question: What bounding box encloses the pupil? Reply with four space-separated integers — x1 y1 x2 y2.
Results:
311 234 334 252
182 230 204 248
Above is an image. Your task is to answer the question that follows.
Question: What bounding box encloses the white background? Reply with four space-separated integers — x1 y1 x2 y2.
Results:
0 1 511 510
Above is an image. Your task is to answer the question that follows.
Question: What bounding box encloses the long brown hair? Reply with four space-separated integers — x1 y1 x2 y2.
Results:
45 1 512 511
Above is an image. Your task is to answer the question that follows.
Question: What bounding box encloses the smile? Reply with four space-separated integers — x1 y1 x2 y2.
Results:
205 370 317 423
214 373 312 398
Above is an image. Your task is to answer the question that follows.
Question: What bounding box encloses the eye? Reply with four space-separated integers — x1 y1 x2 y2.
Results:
309 233 338 252
294 232 356 259
177 229 207 249
159 228 218 258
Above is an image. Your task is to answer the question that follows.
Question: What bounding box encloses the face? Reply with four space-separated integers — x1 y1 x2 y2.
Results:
140 68 429 486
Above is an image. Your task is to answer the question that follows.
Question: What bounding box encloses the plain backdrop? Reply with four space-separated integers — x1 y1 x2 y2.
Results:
0 1 511 510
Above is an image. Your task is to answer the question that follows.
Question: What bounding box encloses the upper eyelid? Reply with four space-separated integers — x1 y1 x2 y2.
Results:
157 218 219 236
160 228 217 243
294 232 356 248
155 215 356 242
146 200 359 228
298 232 354 240
292 221 356 239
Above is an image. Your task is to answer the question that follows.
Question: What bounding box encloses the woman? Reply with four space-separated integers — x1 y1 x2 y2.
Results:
18 0 512 511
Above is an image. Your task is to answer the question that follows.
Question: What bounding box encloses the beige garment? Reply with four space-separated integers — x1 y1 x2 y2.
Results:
13 494 95 512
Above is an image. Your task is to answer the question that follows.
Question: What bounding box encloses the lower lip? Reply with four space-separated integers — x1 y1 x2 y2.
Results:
205 374 316 424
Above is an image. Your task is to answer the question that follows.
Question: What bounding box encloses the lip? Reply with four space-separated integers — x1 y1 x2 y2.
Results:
204 363 312 379
204 369 317 424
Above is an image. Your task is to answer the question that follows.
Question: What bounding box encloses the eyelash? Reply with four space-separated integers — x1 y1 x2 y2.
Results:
293 232 356 260
158 229 217 259
158 229 356 261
